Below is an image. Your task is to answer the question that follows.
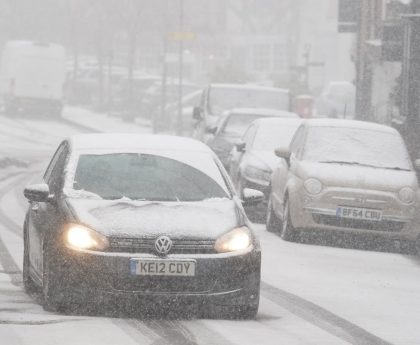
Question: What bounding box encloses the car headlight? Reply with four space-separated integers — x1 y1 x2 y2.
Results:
304 178 323 195
244 166 272 182
64 224 109 251
214 227 252 253
398 187 415 204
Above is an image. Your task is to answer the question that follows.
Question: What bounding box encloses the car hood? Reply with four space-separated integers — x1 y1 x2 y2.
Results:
65 198 243 239
249 150 279 171
297 161 418 191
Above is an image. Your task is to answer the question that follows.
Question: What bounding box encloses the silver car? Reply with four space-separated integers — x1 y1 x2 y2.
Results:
267 119 420 244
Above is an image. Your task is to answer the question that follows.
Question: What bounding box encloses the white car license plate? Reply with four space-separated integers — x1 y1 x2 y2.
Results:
129 259 196 277
336 207 382 221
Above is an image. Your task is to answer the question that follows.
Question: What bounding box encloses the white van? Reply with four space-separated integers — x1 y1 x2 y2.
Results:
0 41 66 116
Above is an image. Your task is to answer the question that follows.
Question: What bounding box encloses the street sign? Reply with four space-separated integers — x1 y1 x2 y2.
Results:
171 32 196 41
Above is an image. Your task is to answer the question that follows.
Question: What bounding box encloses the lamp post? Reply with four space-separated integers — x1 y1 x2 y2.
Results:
176 0 184 135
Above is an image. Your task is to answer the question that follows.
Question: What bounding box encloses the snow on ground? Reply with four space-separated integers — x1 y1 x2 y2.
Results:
0 107 420 344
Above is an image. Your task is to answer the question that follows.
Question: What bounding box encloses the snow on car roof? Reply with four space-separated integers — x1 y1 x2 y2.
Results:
210 83 289 93
229 108 298 117
253 117 304 127
69 134 212 153
305 119 398 133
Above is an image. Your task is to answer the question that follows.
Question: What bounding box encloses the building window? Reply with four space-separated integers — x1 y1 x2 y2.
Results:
253 44 271 71
273 44 288 71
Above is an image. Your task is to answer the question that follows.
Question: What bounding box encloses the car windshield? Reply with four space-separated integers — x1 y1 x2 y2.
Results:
224 114 269 135
209 88 289 116
303 127 412 170
252 124 301 151
72 153 230 201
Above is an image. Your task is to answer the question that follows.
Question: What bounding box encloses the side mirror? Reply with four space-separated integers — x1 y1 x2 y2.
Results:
193 107 202 120
415 159 420 171
205 125 218 134
24 184 52 203
236 142 246 153
242 188 265 206
274 148 291 160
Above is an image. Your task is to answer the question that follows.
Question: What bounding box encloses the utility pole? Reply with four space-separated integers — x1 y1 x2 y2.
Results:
176 0 184 136
157 0 169 134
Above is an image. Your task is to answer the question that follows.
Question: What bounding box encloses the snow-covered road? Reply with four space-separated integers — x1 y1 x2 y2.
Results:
0 109 419 345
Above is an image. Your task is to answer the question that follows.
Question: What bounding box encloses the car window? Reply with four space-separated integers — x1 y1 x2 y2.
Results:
242 125 257 148
43 143 65 183
46 145 68 193
72 153 230 201
289 125 305 156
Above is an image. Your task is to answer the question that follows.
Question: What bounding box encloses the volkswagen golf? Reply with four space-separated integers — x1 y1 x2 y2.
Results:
23 134 262 319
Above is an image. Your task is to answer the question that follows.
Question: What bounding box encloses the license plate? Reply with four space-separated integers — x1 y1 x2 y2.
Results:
336 207 382 221
129 259 196 277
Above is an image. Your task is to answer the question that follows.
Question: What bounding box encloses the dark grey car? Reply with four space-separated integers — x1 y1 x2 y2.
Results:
23 134 262 319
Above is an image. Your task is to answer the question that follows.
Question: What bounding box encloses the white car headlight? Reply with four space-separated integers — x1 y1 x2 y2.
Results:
304 178 323 195
65 224 109 251
398 187 415 204
214 227 252 253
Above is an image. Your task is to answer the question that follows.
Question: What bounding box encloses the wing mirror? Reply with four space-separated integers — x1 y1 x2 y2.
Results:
235 142 246 153
205 125 218 134
415 159 420 171
242 188 265 206
275 148 291 160
24 183 52 203
193 107 203 120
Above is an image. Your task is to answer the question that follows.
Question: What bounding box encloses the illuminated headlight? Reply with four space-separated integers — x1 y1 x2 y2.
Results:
398 187 415 204
64 224 109 251
304 178 323 195
245 166 272 182
214 227 252 253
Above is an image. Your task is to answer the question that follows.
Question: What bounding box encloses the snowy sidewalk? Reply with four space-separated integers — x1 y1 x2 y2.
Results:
62 106 152 134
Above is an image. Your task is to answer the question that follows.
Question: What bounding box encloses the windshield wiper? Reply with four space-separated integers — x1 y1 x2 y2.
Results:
318 160 376 167
318 161 411 171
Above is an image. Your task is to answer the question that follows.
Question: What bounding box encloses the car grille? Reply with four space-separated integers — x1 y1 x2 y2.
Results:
107 237 216 254
312 214 405 232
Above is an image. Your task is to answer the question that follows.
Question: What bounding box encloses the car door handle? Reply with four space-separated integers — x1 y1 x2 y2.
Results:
31 203 40 212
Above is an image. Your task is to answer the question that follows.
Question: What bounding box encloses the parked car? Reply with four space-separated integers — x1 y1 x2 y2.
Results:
229 118 303 203
267 119 420 245
23 134 262 318
208 108 299 168
193 84 290 142
316 81 355 118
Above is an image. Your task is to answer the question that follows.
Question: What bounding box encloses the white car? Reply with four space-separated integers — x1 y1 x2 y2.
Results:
267 119 420 245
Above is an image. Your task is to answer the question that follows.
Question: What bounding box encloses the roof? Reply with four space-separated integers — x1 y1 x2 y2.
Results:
253 117 304 127
68 134 212 153
305 119 398 133
229 108 298 118
209 83 289 93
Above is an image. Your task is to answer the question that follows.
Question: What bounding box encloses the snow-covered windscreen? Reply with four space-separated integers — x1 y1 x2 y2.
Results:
71 153 230 201
303 127 412 170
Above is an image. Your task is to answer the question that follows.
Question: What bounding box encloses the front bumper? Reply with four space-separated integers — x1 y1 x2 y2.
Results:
57 246 261 307
289 186 418 241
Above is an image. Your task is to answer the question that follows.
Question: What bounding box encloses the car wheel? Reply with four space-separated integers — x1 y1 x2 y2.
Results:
23 224 39 294
281 196 300 242
42 247 70 312
266 194 281 233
